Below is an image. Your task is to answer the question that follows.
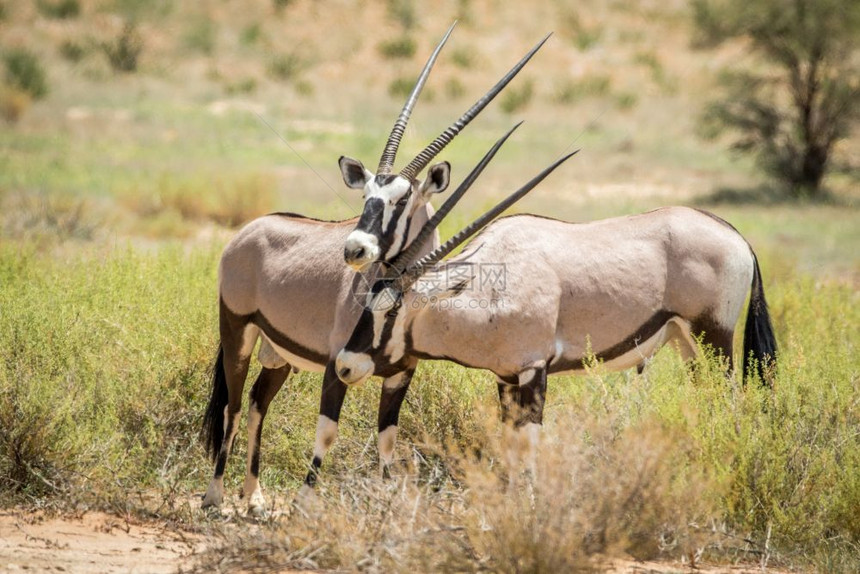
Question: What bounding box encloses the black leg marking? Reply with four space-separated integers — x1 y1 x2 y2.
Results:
304 362 348 487
306 457 323 487
516 367 547 427
378 374 413 432
497 379 520 424
377 370 414 477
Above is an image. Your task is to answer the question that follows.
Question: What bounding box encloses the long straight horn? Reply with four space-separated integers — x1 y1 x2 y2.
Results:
398 33 552 182
377 22 457 175
386 122 523 274
399 149 580 288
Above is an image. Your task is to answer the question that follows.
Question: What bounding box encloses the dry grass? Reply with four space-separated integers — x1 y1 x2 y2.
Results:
0 86 30 123
191 413 717 573
0 191 99 245
119 172 278 233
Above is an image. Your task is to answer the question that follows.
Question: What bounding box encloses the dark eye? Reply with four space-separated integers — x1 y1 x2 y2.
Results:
396 194 410 206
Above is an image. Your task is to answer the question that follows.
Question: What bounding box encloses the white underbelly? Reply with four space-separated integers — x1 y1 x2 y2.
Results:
259 332 327 373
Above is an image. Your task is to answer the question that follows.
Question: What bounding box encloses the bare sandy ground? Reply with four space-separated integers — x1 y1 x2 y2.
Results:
0 507 792 574
0 510 202 573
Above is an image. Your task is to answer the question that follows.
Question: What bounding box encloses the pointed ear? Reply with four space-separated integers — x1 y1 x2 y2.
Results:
339 156 373 190
419 161 451 197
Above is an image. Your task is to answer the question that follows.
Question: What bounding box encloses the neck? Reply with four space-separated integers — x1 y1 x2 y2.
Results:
403 203 440 258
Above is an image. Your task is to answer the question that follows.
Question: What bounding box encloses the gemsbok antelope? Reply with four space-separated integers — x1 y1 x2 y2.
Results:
201 25 549 511
334 195 778 467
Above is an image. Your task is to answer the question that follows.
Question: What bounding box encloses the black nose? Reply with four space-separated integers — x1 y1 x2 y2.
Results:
338 367 351 380
345 247 366 261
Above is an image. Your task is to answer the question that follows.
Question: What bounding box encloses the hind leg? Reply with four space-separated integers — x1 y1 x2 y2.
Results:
691 315 735 375
243 364 290 515
202 307 257 509
502 364 547 482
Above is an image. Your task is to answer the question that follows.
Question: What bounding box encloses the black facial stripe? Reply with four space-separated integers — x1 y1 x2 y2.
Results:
394 209 412 256
355 197 385 237
354 194 409 256
383 196 410 241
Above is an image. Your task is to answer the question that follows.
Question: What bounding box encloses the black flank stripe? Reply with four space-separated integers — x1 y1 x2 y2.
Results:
221 298 329 366
550 310 677 373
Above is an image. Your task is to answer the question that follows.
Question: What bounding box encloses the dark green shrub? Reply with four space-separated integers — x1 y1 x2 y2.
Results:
3 49 48 100
36 0 80 19
500 80 534 114
59 40 87 63
378 36 416 60
184 19 215 55
386 0 415 30
267 52 303 81
240 23 262 46
445 77 466 100
102 22 143 72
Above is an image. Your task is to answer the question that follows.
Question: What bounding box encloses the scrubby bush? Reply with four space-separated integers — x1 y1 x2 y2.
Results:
239 23 262 46
388 74 431 100
102 22 143 72
450 47 475 69
59 39 87 63
36 0 79 19
183 18 216 55
386 0 415 30
553 74 611 105
445 77 466 100
267 52 303 82
377 36 416 60
500 79 534 114
0 87 31 123
3 48 48 100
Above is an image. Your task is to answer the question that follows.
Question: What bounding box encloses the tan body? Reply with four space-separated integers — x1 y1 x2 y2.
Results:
337 205 776 451
220 213 377 372
410 207 752 377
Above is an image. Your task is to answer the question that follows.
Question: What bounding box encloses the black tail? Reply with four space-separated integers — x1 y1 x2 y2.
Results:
202 345 228 462
743 253 778 385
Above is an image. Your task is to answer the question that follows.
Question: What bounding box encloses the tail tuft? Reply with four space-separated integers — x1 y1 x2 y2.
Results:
202 346 228 462
743 254 778 386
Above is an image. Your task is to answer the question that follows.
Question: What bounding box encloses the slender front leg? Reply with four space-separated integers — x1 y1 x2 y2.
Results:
304 362 348 487
377 369 414 479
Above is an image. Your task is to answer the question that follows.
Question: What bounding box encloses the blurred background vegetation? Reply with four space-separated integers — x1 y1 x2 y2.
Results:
0 1 858 572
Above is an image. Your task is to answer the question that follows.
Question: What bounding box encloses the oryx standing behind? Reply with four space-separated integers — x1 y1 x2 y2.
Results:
334 199 778 461
201 25 550 512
